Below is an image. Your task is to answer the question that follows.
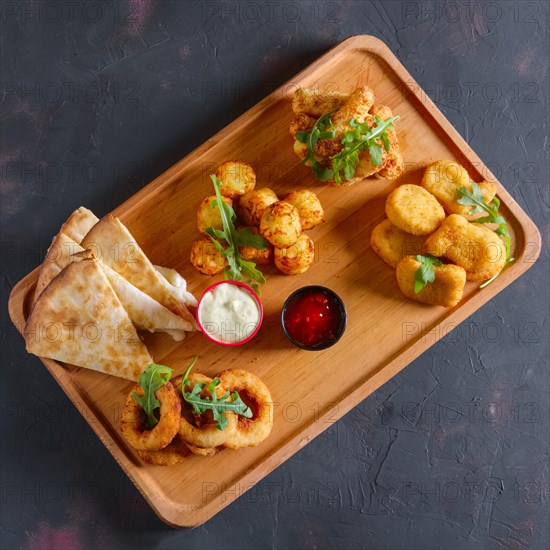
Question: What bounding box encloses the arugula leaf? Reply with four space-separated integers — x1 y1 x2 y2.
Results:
295 110 337 182
205 175 268 289
181 356 253 431
414 254 443 294
331 115 399 185
456 182 515 286
132 363 174 430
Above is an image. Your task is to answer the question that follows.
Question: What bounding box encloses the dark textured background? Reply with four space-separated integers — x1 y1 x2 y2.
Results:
1 1 549 548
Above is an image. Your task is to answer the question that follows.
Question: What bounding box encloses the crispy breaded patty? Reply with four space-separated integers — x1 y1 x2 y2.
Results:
423 214 507 280
386 185 445 235
396 255 466 308
370 219 427 268
421 160 497 218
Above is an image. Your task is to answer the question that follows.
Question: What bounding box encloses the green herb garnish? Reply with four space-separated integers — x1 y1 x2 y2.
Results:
414 254 443 294
295 113 399 185
181 356 252 431
295 110 337 181
132 363 174 430
456 182 514 287
331 115 399 185
205 175 269 291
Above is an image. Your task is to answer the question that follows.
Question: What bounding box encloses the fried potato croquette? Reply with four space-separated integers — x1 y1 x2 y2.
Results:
172 373 237 450
238 226 273 265
136 436 190 466
291 88 349 117
282 189 324 229
237 188 279 226
386 184 445 235
423 214 507 281
190 235 227 276
197 195 233 234
396 256 466 308
260 201 302 247
215 160 256 199
370 219 427 268
120 382 181 451
274 233 315 275
421 160 497 219
216 369 273 449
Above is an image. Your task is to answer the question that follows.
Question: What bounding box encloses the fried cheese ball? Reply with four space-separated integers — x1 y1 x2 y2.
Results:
190 235 227 276
396 255 466 308
274 233 315 275
282 189 324 229
237 226 273 265
259 201 302 247
423 214 507 281
421 160 497 218
237 188 278 226
197 195 233 234
215 160 256 199
386 184 445 235
370 219 427 268
216 369 274 449
120 382 181 451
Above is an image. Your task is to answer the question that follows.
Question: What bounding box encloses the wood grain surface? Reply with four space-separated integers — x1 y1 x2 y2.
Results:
7 35 541 527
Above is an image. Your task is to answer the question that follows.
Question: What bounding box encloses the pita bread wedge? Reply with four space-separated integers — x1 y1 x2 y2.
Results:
82 215 197 330
24 259 152 380
72 251 190 340
33 233 85 305
60 207 99 243
154 265 198 307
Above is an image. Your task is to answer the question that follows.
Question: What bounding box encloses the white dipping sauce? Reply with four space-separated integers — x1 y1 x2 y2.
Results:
199 283 261 343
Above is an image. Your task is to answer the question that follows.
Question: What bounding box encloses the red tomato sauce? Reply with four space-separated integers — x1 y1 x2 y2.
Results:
283 289 343 348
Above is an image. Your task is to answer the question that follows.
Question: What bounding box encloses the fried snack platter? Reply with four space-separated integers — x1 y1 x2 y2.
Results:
8 36 540 527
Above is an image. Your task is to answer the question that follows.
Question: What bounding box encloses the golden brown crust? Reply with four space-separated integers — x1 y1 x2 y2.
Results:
120 382 181 451
274 234 315 275
215 161 256 199
423 214 507 280
237 188 278 227
259 201 302 248
216 369 273 449
190 235 228 276
282 189 324 230
396 256 466 308
197 195 233 234
136 436 190 465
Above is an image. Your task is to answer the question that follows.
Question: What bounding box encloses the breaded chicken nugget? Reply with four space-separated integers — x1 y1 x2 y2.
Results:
289 112 316 137
386 185 445 235
274 233 315 275
370 219 427 268
370 104 403 180
422 160 497 218
215 161 256 199
238 188 278 226
282 189 324 229
396 255 466 307
331 86 375 136
260 201 302 247
291 88 349 117
423 214 507 281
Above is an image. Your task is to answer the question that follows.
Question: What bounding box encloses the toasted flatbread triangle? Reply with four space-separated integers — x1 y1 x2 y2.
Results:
33 232 85 305
60 207 99 243
82 215 197 330
24 259 152 380
98 262 190 339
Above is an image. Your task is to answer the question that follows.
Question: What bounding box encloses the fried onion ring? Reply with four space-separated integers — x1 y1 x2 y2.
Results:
216 369 273 448
120 382 181 451
185 443 219 457
136 436 190 466
173 374 237 449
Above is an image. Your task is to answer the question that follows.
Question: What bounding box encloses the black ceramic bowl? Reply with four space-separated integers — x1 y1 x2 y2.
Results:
281 285 347 351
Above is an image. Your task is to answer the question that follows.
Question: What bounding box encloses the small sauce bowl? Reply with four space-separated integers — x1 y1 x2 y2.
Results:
196 280 263 346
281 285 347 351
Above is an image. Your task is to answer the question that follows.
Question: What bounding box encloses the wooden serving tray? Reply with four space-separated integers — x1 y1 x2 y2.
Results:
8 35 541 527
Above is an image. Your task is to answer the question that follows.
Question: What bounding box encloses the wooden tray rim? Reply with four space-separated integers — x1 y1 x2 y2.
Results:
7 35 542 527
